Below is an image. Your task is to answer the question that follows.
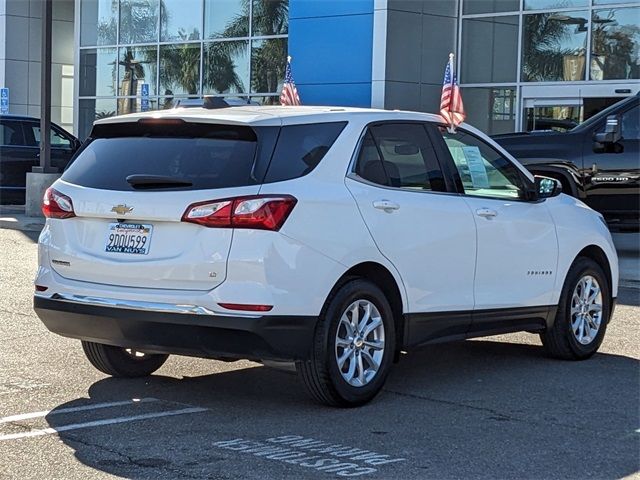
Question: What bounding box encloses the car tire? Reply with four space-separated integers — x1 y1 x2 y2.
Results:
81 341 169 377
296 279 396 407
540 257 611 360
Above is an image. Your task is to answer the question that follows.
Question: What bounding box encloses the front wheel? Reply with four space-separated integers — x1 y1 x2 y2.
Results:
296 279 396 407
81 341 169 377
541 257 611 360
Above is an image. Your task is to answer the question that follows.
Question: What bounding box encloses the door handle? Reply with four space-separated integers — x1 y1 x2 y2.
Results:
373 200 400 212
476 208 497 219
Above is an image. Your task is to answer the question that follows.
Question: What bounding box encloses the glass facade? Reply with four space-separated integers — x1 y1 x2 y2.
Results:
78 0 289 139
459 0 640 134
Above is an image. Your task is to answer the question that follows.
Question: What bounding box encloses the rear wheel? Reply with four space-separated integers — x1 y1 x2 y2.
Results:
296 279 395 407
81 341 169 377
541 257 610 360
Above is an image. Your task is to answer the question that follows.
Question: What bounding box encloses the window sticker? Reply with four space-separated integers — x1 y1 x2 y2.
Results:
462 146 490 189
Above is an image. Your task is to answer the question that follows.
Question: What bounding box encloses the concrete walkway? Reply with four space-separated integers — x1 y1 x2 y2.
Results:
1 205 638 288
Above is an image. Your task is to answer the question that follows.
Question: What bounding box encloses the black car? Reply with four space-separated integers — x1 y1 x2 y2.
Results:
494 94 640 231
0 115 81 204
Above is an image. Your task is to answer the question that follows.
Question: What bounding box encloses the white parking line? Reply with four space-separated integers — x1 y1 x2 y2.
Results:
0 398 158 424
0 406 207 441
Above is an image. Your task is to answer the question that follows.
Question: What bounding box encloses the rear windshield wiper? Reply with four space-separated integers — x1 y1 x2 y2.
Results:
126 174 193 189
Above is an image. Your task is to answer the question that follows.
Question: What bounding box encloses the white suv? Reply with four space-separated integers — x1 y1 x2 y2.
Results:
34 106 618 407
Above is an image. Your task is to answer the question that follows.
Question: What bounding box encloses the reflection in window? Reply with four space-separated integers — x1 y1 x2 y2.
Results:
461 16 518 83
461 87 517 135
78 98 117 140
462 0 519 15
205 0 248 39
492 89 516 121
81 0 117 46
117 97 160 115
159 44 201 96
249 96 280 105
118 46 157 96
594 0 639 4
119 0 159 44
441 128 525 200
522 11 589 82
79 48 117 97
203 42 249 94
525 105 582 132
252 0 289 36
251 38 287 94
523 0 587 10
160 0 202 42
591 8 640 81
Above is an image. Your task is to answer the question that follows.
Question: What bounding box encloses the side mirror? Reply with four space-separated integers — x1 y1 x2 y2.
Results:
594 114 622 145
534 175 562 200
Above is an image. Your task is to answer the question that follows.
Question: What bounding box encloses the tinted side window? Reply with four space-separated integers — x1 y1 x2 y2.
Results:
263 122 347 183
355 131 389 186
365 123 445 191
441 128 527 200
28 124 73 148
0 121 24 146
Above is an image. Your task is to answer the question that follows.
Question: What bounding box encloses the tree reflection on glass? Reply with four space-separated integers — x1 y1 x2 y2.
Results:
118 47 157 113
119 0 161 44
204 42 247 94
522 12 588 81
160 38 201 95
204 0 288 98
591 8 640 80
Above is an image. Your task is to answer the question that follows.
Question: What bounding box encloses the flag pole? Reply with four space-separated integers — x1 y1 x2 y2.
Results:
448 52 455 133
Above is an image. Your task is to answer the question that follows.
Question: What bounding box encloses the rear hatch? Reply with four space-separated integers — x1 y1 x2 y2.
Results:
46 119 276 291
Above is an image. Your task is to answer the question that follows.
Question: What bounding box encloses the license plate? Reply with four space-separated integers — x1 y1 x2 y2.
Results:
105 223 153 255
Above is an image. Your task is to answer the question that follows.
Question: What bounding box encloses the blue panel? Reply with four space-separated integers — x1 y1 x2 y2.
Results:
297 83 372 108
290 0 373 19
289 14 373 85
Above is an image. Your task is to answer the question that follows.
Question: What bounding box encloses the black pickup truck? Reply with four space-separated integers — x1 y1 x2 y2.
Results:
494 94 639 231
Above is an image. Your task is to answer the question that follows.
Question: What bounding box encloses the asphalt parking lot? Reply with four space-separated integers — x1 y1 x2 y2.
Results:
0 227 638 480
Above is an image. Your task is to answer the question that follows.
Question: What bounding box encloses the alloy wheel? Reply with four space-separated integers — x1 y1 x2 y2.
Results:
570 275 603 345
334 299 385 387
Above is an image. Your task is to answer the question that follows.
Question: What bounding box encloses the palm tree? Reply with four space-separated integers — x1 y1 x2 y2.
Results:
159 30 201 95
205 0 288 98
522 13 579 81
591 10 640 80
203 42 245 94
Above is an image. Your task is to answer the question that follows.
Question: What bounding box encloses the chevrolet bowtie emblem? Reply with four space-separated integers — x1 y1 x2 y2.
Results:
111 204 134 215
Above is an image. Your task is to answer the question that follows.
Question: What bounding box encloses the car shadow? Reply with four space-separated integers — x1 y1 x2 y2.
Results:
43 338 639 479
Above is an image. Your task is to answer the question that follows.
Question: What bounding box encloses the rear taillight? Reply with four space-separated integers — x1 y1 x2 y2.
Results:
42 187 75 219
182 195 297 231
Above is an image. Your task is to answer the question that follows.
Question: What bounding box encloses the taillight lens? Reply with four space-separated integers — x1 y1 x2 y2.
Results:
182 195 297 231
42 187 75 219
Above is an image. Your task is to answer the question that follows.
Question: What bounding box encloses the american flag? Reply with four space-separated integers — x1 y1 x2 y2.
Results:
440 55 465 129
280 56 301 106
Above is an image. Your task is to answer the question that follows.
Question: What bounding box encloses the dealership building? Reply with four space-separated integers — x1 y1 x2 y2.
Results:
1 0 639 139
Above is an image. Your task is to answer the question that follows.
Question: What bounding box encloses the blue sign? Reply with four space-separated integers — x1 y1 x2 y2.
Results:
0 88 8 114
140 83 149 112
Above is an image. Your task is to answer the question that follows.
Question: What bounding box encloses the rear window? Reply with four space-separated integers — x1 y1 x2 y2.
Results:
61 120 346 191
62 123 274 191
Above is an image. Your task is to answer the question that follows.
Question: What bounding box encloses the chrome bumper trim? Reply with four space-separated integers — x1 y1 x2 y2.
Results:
42 293 218 316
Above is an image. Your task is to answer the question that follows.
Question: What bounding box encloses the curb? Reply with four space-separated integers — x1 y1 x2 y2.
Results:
0 218 45 233
619 280 640 291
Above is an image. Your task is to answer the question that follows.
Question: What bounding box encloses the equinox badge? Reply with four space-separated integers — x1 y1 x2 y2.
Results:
111 204 134 215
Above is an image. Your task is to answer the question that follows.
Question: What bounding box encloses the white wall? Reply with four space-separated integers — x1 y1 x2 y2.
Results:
0 0 75 134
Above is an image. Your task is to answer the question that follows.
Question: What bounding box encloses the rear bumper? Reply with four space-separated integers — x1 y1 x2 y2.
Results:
34 295 317 362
